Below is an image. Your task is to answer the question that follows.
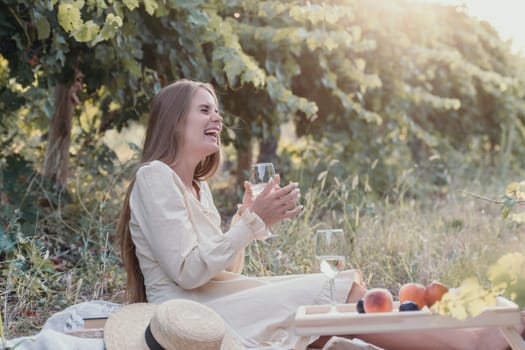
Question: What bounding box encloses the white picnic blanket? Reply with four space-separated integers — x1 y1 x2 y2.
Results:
2 300 119 350
1 300 380 350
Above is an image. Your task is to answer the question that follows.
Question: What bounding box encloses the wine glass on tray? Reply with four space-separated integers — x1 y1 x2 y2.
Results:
315 229 347 309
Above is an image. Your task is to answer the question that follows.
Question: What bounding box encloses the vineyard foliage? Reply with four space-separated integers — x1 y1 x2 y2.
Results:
1 0 524 187
1 0 524 240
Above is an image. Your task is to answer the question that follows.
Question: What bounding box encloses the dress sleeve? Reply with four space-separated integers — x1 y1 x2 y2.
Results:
225 205 273 273
130 163 262 290
225 249 245 273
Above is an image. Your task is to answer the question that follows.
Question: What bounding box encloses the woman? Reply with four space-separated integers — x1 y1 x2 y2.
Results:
116 79 516 349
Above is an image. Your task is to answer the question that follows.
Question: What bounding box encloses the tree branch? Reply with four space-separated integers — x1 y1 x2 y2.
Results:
462 190 525 205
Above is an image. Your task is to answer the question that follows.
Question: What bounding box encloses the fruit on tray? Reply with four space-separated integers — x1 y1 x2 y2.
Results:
424 281 449 308
355 281 450 314
399 282 426 309
399 301 420 311
363 288 394 313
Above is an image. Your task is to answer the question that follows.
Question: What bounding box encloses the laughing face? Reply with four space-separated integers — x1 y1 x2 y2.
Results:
180 87 223 161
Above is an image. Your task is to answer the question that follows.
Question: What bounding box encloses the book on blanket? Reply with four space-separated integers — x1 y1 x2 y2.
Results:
83 317 108 329
64 318 107 339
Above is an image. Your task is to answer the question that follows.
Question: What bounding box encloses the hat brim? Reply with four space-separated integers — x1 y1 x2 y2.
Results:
104 302 244 350
104 303 156 350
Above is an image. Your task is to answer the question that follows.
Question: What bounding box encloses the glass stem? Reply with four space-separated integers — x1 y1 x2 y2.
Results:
329 278 336 305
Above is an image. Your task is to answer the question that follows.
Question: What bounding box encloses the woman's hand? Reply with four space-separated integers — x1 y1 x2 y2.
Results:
239 174 280 212
250 175 302 227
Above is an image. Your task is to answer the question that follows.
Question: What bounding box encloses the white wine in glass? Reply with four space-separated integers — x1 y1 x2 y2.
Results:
249 163 275 198
315 229 347 307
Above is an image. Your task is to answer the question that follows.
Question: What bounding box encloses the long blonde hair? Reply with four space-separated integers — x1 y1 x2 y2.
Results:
117 79 222 303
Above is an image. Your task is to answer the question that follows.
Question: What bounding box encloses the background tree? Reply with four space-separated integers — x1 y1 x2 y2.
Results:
0 0 524 225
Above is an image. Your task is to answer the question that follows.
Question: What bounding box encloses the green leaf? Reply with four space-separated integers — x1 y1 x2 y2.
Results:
488 253 525 307
95 0 109 12
509 212 525 224
187 10 209 27
58 3 83 32
73 20 100 42
143 0 158 15
123 58 141 78
96 13 123 43
155 1 170 17
501 206 511 219
503 195 516 209
501 193 517 218
35 16 51 40
0 54 9 83
122 0 139 11
224 59 243 86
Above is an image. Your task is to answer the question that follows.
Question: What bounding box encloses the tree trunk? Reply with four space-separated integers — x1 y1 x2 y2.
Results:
42 69 83 189
257 135 278 163
236 138 253 187
409 137 425 165
42 84 74 188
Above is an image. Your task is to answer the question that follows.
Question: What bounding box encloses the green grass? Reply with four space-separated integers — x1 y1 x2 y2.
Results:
1 165 524 340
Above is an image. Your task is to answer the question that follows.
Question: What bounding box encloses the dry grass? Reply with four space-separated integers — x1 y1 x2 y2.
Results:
244 170 525 297
354 195 523 292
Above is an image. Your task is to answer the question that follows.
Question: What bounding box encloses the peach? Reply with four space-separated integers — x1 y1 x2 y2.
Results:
399 283 426 310
363 288 394 313
424 281 449 308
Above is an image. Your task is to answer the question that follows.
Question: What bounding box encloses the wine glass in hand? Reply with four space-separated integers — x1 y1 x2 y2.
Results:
315 229 347 307
249 163 275 198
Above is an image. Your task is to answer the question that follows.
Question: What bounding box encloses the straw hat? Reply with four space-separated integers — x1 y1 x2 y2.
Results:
104 299 244 350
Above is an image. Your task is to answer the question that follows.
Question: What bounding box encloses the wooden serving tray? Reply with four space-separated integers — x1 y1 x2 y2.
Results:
295 297 521 335
294 297 524 350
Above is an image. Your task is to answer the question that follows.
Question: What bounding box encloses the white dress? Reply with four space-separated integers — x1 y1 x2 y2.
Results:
129 160 360 348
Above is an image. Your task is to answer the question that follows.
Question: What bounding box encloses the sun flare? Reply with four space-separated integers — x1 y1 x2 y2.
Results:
414 0 525 54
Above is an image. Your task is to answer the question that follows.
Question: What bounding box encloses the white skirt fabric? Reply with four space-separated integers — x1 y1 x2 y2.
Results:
150 270 359 348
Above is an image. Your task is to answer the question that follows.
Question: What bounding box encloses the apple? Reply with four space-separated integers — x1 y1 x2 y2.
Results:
424 281 449 308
